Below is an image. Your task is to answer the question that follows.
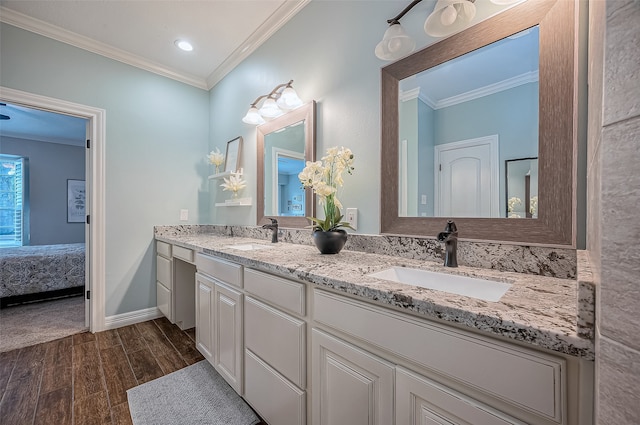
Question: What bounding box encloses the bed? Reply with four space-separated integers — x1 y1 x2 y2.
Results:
0 243 85 306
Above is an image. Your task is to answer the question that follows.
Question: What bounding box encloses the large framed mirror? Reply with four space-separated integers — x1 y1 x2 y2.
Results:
381 0 577 246
257 101 316 228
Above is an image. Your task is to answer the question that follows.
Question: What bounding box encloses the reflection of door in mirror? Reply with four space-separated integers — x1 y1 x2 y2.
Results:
506 158 538 219
271 150 305 216
398 26 539 218
257 101 316 229
263 121 306 216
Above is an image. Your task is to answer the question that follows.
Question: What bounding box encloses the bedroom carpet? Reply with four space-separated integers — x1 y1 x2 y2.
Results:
0 295 86 353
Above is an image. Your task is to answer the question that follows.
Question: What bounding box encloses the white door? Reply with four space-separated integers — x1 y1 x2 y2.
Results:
434 135 499 218
85 122 91 327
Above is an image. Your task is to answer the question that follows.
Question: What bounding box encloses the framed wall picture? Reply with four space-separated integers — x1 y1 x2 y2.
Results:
67 179 86 223
224 136 243 173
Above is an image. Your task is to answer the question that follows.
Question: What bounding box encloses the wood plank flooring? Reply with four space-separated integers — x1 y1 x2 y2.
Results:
0 317 265 425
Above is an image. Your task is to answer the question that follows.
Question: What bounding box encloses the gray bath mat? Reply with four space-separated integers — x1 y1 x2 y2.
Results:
127 360 260 425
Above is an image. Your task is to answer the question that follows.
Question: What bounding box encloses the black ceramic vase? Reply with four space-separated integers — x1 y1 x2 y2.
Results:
313 229 348 254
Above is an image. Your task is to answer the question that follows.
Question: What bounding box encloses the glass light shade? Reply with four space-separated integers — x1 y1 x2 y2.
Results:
424 0 476 37
489 0 522 4
259 98 283 118
276 87 303 110
242 107 265 125
375 23 416 61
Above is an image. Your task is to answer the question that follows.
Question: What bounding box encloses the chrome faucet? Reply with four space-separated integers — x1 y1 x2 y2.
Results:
262 218 279 243
437 220 458 267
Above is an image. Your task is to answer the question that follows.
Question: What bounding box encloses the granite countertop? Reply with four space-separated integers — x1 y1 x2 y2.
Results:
156 233 595 359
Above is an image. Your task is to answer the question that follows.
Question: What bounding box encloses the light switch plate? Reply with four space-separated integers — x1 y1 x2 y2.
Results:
346 208 358 231
180 209 188 221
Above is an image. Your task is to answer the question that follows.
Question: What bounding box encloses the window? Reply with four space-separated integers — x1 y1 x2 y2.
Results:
0 154 29 247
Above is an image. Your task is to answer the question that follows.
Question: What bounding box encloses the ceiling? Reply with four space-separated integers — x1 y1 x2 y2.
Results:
0 0 309 145
0 0 309 90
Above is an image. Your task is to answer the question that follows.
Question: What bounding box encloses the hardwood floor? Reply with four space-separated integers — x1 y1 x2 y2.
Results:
0 317 263 425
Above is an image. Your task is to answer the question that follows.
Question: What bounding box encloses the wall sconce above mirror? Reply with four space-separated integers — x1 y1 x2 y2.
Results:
381 0 578 246
242 80 304 125
375 0 525 61
257 101 316 228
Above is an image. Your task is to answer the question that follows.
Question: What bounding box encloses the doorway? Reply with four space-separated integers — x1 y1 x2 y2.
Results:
434 135 499 217
0 86 106 334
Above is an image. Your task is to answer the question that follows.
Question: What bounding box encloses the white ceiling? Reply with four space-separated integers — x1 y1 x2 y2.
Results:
0 0 309 90
0 0 309 145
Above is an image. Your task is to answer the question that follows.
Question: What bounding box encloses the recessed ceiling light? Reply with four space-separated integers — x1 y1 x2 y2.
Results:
175 39 193 52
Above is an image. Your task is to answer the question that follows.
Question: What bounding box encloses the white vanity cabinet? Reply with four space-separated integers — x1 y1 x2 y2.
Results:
156 240 196 330
243 268 307 425
312 288 592 425
195 253 244 395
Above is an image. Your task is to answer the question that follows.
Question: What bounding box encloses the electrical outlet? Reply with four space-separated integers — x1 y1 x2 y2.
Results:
346 208 358 231
180 209 188 221
421 194 427 205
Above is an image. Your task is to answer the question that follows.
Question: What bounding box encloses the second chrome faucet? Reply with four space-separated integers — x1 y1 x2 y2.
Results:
437 220 458 267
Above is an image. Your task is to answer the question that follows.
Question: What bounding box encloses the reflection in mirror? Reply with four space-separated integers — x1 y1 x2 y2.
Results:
257 101 316 228
398 26 539 218
506 157 538 219
263 121 306 216
381 0 577 245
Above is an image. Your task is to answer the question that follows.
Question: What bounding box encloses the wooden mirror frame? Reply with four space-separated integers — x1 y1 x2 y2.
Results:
257 101 316 228
381 0 577 246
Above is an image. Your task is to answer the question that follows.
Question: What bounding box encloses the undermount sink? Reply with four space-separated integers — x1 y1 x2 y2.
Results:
226 244 274 251
368 267 512 302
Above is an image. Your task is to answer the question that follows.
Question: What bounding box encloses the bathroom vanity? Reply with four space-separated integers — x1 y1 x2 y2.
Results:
154 228 594 425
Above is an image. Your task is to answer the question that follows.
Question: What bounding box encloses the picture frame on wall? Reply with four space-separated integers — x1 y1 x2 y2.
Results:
224 136 243 173
67 179 86 223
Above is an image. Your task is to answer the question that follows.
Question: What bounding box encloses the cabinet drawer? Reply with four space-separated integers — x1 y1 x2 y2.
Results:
196 253 242 287
156 281 172 321
156 240 171 258
396 367 524 425
313 290 565 423
245 349 306 425
156 254 171 287
244 268 305 315
245 296 306 388
172 245 194 263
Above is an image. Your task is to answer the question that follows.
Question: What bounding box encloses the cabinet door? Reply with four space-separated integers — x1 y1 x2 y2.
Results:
195 273 214 363
396 367 524 425
312 329 394 425
215 281 243 395
156 281 172 322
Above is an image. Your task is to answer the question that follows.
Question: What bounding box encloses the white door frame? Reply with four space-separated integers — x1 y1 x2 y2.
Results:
434 135 500 218
0 86 106 332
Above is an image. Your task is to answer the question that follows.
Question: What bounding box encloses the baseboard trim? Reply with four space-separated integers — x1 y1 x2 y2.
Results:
104 307 163 330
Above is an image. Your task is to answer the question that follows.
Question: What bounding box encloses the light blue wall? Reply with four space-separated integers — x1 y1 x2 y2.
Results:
399 98 419 216
433 83 538 215
208 1 409 234
417 99 434 216
1 136 86 245
1 23 209 316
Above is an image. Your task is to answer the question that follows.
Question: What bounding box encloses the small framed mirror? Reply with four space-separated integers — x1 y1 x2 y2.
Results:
224 136 243 173
257 101 316 228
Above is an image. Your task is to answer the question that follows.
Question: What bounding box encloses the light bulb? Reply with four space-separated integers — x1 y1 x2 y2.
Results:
440 4 458 26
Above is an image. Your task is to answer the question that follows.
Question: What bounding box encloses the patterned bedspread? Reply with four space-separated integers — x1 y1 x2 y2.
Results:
0 243 85 298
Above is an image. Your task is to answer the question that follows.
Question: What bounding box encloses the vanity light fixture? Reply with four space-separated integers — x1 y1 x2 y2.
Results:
242 80 303 125
375 0 478 61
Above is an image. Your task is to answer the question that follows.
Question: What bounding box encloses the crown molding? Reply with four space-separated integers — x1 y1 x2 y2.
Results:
434 70 539 109
205 0 310 89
